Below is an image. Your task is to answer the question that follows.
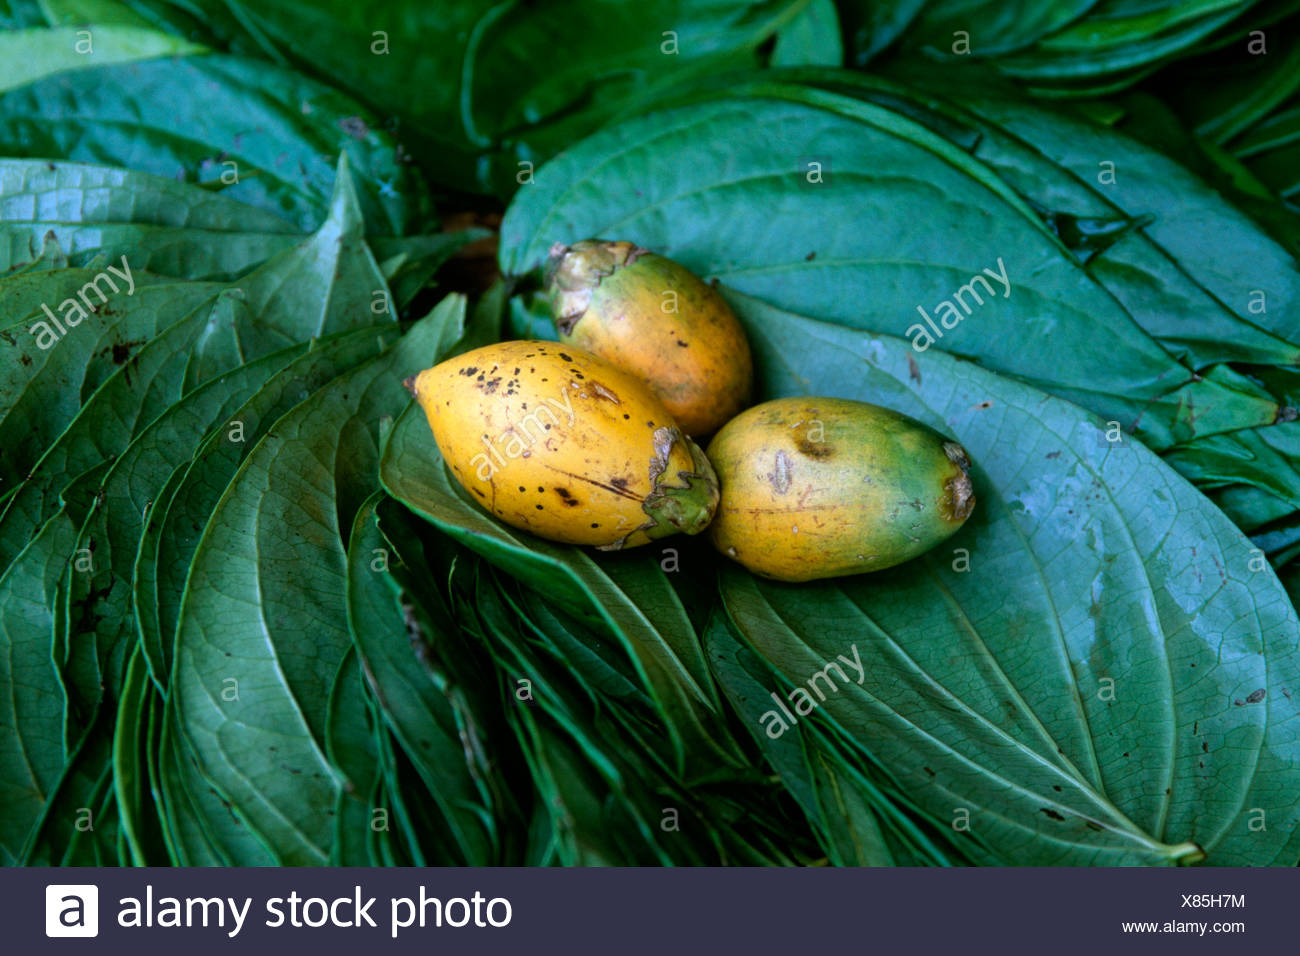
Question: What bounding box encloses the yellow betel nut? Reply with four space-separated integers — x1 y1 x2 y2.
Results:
404 340 719 550
546 239 753 437
707 397 975 582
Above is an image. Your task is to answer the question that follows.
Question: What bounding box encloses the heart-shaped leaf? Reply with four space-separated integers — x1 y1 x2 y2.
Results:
0 159 301 280
719 292 1300 866
0 52 430 232
169 300 461 864
498 84 1280 452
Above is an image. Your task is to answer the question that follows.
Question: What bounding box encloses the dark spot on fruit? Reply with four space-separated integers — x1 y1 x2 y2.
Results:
768 451 792 494
474 489 485 498
460 366 479 376
676 340 688 347
795 437 832 459
535 504 544 510
611 477 629 490
622 413 630 419
558 352 573 362
518 486 526 492
538 486 545 492
590 522 599 528
556 488 579 506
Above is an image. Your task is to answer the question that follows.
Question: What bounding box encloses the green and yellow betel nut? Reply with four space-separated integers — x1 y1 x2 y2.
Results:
546 239 753 436
707 397 975 581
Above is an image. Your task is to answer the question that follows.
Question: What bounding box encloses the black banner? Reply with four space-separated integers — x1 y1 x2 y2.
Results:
7 867 1282 953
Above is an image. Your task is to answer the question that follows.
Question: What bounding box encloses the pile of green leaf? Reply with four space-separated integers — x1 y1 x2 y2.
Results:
2 0 1299 867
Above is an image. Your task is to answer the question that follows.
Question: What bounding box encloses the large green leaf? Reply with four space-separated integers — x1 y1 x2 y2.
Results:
949 89 1300 349
498 83 1280 451
460 564 683 865
1161 25 1300 145
112 647 168 865
719 293 1300 866
65 339 313 716
0 290 241 571
0 0 47 29
0 159 300 279
0 507 83 864
138 324 397 687
0 24 204 91
345 493 500 864
770 0 842 66
0 276 221 495
0 458 121 866
156 687 271 865
0 157 392 571
704 612 897 866
836 0 930 65
169 300 462 864
322 646 384 866
0 52 430 232
902 0 1101 57
126 0 815 195
785 67 1300 364
991 0 1260 88
26 719 118 864
0 265 177 335
3 338 379 866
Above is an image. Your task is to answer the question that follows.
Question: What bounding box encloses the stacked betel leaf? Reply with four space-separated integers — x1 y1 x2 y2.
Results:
1 1 1299 869
497 68 1300 866
865 0 1277 97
